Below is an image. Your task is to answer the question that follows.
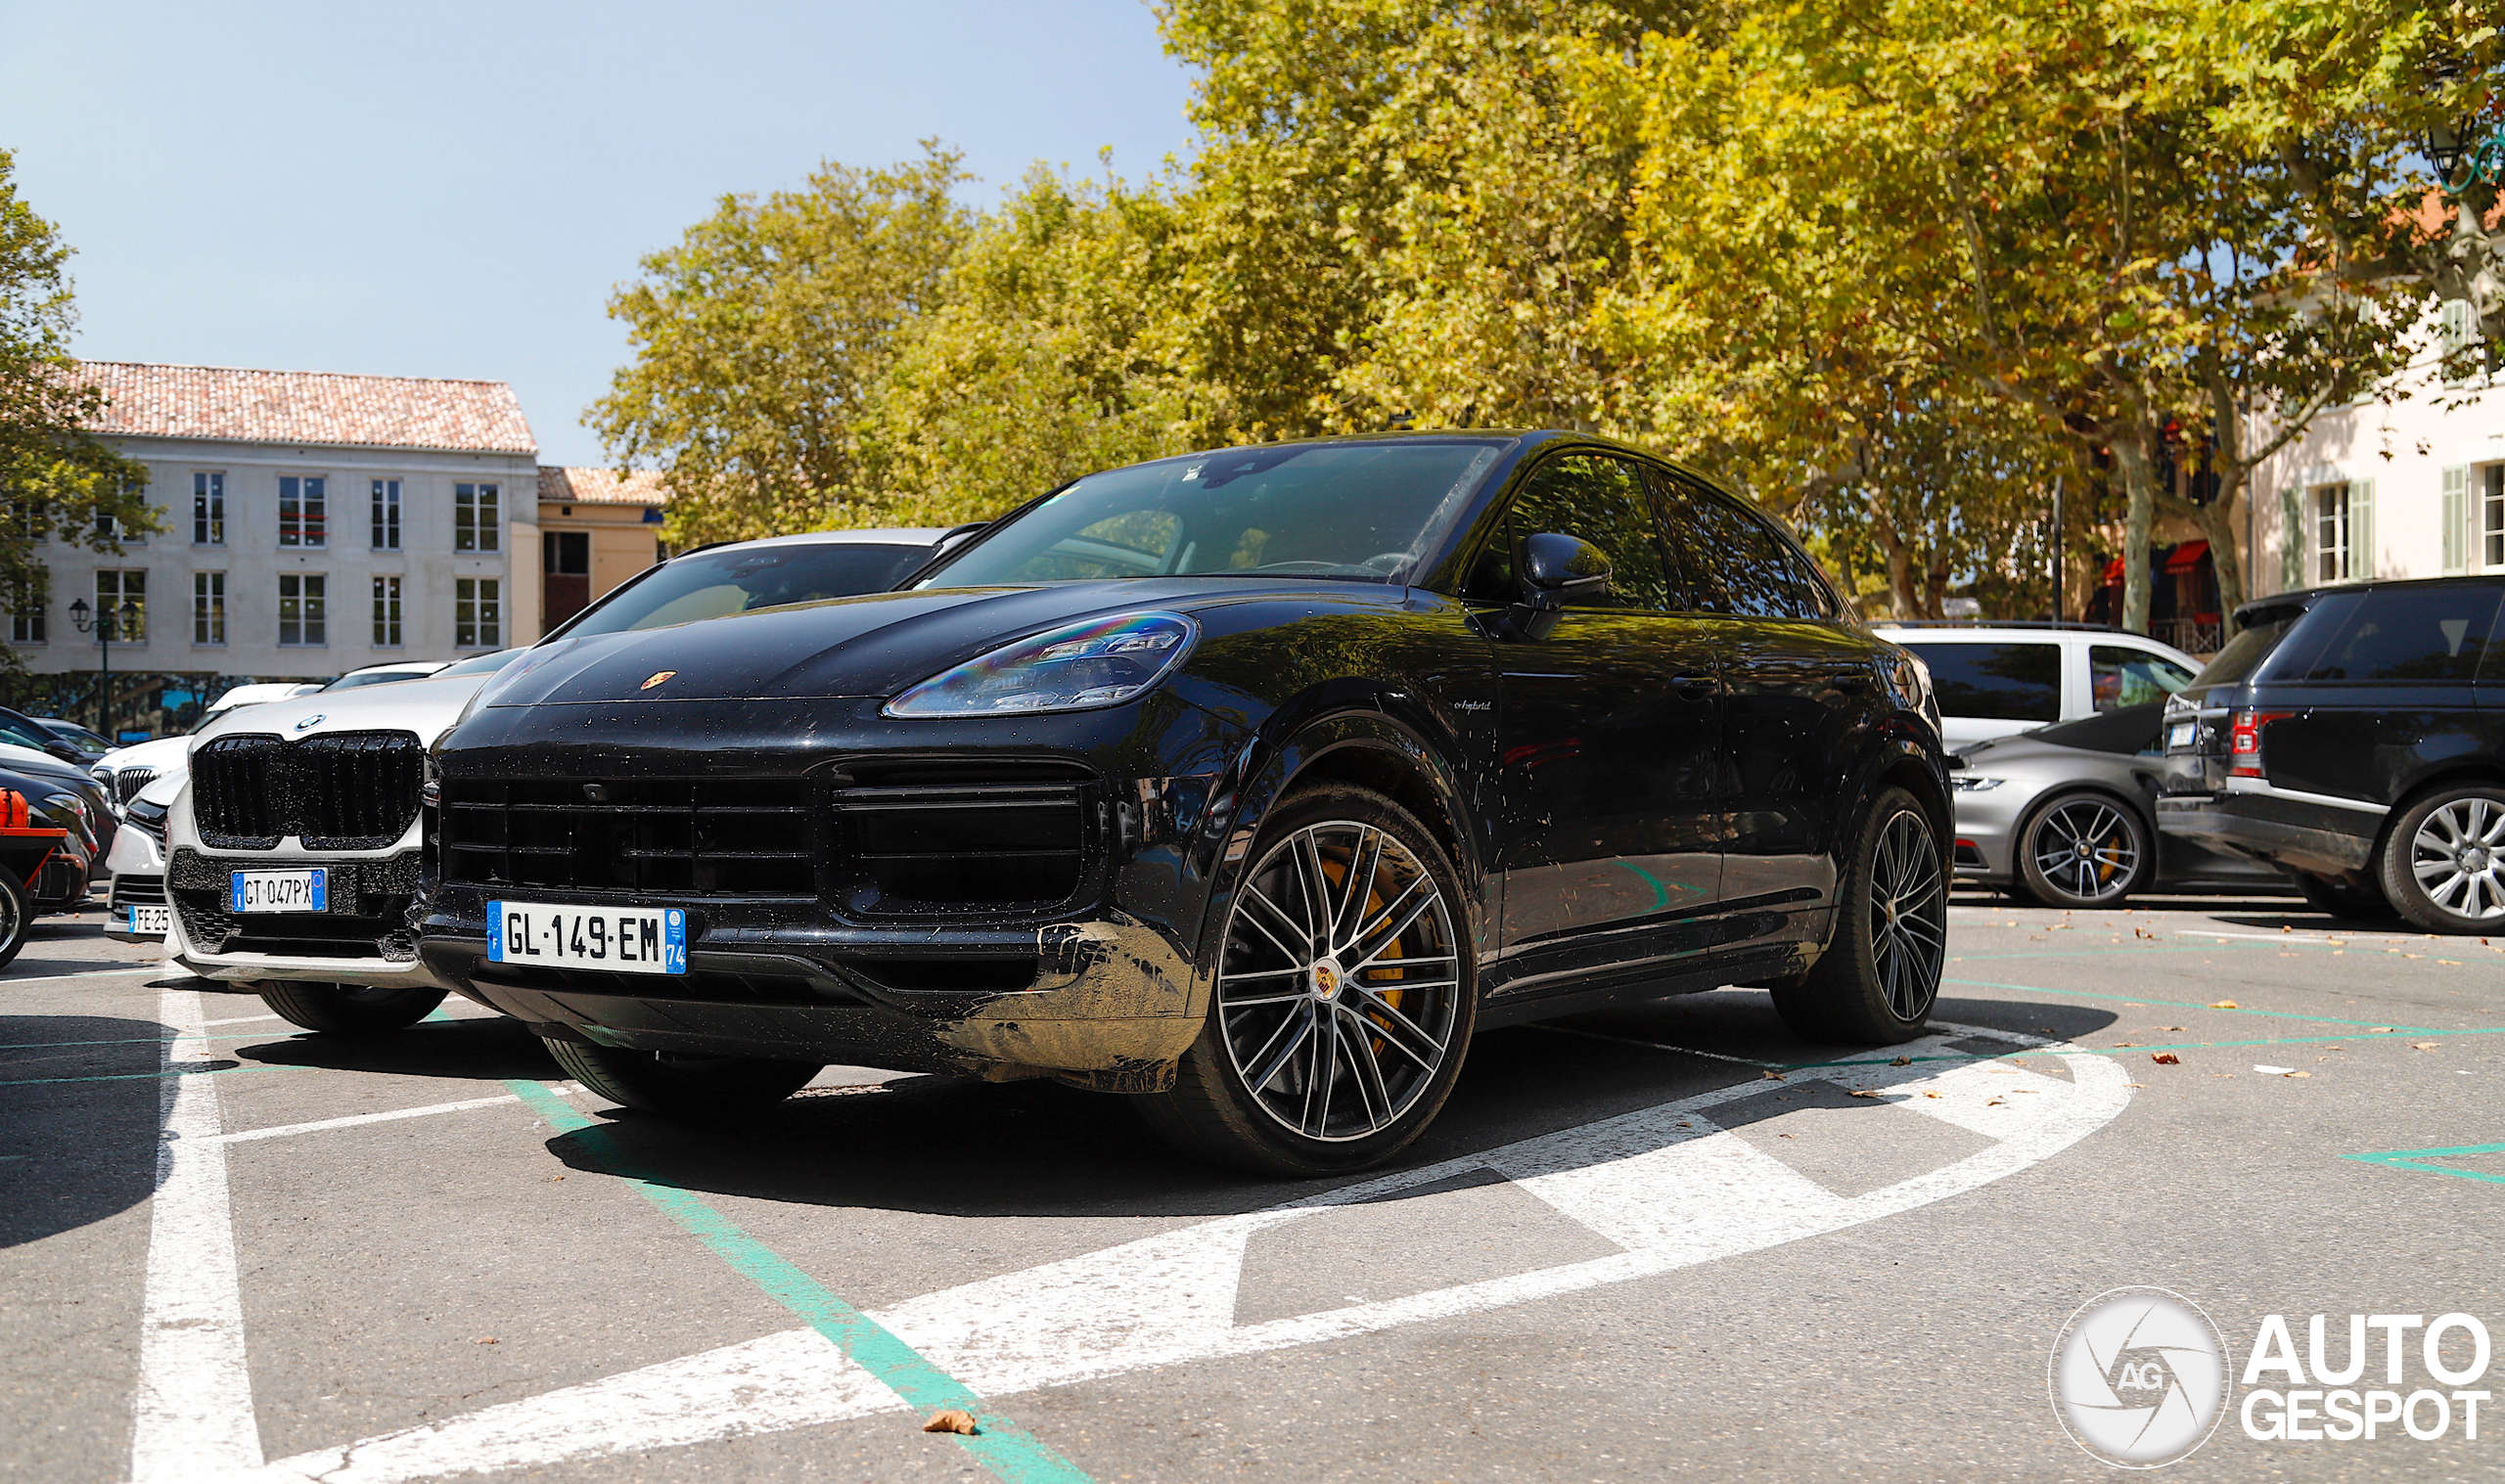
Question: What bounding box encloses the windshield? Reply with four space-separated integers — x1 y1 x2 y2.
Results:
915 440 1507 589
435 648 522 678
0 714 56 751
43 723 111 750
558 542 932 639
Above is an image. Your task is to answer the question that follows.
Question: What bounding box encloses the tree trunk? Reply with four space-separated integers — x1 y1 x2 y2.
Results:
2194 472 2248 626
2108 427 2160 635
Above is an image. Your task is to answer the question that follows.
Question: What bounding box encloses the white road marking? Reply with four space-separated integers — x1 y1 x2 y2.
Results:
210 1088 580 1147
204 1013 285 1027
1 967 171 988
131 984 261 1482
236 1026 2132 1484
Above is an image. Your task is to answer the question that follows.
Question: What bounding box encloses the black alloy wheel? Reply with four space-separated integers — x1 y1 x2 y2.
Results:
2378 784 2505 934
258 981 447 1035
1139 783 1475 1176
542 1038 823 1123
0 871 26 971
1773 787 1945 1045
2018 792 2152 909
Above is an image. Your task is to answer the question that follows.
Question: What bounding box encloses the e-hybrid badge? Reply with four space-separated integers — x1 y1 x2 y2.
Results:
488 901 688 974
232 869 328 914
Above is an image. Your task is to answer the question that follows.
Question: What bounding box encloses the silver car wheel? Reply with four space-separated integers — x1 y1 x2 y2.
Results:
2027 798 2142 904
2408 797 2505 921
1216 820 1460 1144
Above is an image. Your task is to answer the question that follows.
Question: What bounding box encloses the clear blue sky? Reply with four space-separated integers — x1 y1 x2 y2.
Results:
0 0 1198 467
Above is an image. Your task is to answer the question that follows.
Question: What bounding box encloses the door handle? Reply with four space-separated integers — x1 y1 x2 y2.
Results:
1670 674 1716 701
1830 670 1872 692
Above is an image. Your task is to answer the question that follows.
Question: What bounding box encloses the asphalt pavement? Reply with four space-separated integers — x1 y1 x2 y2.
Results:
5 891 2501 1482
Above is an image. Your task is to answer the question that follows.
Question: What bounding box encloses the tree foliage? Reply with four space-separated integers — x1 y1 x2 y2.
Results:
0 149 156 651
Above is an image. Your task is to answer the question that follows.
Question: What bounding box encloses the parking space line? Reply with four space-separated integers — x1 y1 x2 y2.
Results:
498 1079 1096 1484
1942 977 2454 1034
211 1089 580 1146
205 1013 286 1026
0 967 174 988
131 984 261 1482
2344 1141 2505 1187
0 1062 309 1088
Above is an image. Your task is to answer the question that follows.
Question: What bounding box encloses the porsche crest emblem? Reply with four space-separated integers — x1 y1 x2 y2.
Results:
641 670 676 691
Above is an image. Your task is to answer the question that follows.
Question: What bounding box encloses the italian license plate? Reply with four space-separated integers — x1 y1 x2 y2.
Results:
487 900 687 975
231 869 327 914
2166 721 2197 749
122 904 171 935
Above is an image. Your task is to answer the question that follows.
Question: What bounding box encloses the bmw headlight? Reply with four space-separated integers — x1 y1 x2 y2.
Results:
886 611 1198 718
1948 776 2005 793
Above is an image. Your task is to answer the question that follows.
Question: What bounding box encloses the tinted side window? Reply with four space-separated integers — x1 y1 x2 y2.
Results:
1654 474 1818 618
1904 642 2062 721
2089 646 2195 711
1477 454 1674 609
2303 585 2504 683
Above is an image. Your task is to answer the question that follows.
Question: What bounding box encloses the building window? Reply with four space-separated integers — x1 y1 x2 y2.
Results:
371 478 401 550
2443 299 2483 386
455 576 500 648
95 568 147 643
454 482 500 552
10 583 42 644
2485 466 2504 571
372 575 402 647
193 571 226 645
279 573 327 646
194 472 225 545
279 475 328 548
2313 483 2351 583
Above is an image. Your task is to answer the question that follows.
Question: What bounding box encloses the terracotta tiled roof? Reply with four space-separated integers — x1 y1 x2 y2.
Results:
537 466 670 507
77 361 536 454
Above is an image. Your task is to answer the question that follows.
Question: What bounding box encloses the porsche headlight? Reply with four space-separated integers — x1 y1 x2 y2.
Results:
1948 776 2005 792
886 611 1198 718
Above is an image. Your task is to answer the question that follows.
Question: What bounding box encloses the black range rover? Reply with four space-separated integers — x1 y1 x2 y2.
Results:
2158 576 2505 930
420 431 1950 1174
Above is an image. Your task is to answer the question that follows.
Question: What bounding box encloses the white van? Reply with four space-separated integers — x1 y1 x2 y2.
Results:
1874 624 2201 752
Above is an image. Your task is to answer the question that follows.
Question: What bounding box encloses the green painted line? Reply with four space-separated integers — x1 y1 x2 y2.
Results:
502 1078 1094 1484
1947 945 2268 961
1941 977 2454 1035
0 1060 310 1088
2343 1142 2505 1188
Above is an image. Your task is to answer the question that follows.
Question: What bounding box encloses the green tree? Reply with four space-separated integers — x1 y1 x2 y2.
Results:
590 144 973 547
0 149 156 658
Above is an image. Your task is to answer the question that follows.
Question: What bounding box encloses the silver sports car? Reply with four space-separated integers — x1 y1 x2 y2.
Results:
1949 704 2283 908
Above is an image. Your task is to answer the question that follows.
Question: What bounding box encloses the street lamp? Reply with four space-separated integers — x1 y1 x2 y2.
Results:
68 596 138 743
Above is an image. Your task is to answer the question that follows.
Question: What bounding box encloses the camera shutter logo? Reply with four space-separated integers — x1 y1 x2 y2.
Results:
2050 1287 2229 1467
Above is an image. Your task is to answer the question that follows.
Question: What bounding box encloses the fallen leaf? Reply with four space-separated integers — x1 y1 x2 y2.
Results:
1890 1056 1911 1066
2126 1082 2148 1088
924 1411 979 1436
1849 1089 1884 1099
2160 1025 2187 1031
2151 1053 2181 1064
1924 1091 1942 1099
2111 1042 2140 1048
2368 1026 2394 1033
2286 1071 2311 1078
1985 1098 2007 1106
548 1175 565 1183
1760 1069 1784 1081
2209 1001 2240 1010
476 1337 497 1346
2412 1043 2440 1051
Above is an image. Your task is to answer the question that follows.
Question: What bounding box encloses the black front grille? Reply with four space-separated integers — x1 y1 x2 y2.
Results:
442 779 817 897
109 873 167 908
829 779 1093 915
112 767 158 806
193 732 425 850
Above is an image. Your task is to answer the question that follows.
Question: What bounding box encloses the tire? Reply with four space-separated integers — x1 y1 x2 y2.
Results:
1773 787 1945 1045
542 1037 821 1123
2376 784 2505 934
1138 782 1476 1177
0 871 28 972
2016 791 2152 909
2291 871 2393 923
258 981 446 1035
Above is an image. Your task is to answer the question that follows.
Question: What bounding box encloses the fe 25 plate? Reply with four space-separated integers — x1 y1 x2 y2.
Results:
487 900 688 974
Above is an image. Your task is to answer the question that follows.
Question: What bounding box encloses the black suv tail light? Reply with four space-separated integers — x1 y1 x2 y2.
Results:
2227 710 2294 779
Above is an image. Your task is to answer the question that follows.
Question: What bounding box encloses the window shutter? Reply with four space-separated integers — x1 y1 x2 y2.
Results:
2443 300 2471 386
2349 478 2375 580
2442 466 2470 574
2279 486 2304 590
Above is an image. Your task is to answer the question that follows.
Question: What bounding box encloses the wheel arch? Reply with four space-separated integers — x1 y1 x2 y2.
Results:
2367 765 2505 875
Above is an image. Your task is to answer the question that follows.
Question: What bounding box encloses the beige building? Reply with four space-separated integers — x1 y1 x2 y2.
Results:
534 466 667 631
8 362 540 736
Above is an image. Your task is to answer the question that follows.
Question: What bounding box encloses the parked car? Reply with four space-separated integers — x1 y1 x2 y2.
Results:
33 717 114 764
322 660 453 690
418 432 1950 1176
1874 623 2201 752
2158 576 2505 931
0 760 104 912
0 786 80 969
1949 704 2284 907
0 704 105 770
103 772 178 942
162 529 944 1035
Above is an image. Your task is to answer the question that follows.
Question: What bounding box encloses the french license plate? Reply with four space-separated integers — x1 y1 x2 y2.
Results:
487 900 687 975
231 869 327 914
2166 721 2197 749
121 904 171 935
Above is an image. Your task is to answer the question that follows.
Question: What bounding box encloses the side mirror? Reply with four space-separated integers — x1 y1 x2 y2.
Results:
45 741 82 762
1497 533 1610 640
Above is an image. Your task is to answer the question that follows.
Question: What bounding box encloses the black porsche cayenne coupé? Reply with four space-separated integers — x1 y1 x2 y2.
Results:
419 431 1949 1173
